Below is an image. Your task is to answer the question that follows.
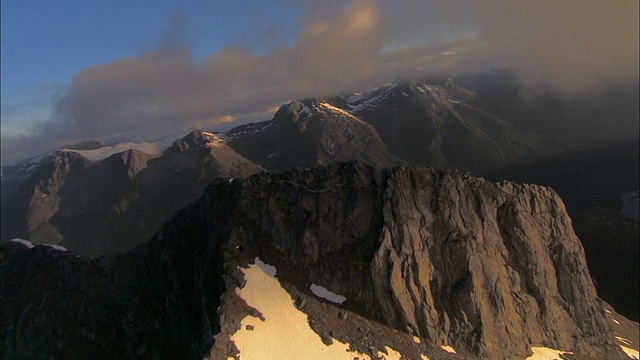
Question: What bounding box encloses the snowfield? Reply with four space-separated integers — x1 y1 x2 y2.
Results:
42 244 68 252
620 345 639 359
525 347 573 359
230 258 370 359
8 239 66 252
9 239 34 248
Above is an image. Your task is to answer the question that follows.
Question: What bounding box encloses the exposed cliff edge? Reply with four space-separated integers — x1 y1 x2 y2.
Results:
1 162 634 359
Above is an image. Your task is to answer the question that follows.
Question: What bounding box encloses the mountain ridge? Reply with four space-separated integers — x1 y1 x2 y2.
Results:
1 131 263 256
2 162 636 359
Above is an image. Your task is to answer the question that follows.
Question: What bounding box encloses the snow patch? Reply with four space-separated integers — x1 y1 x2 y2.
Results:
525 346 574 359
346 91 366 103
440 345 456 354
299 104 311 115
344 81 398 113
377 346 402 360
617 336 632 346
201 131 219 142
617 334 639 359
253 257 276 276
225 121 274 140
319 103 367 124
309 284 346 304
413 336 421 344
212 132 229 141
621 345 639 359
9 239 34 249
42 244 68 252
230 258 369 359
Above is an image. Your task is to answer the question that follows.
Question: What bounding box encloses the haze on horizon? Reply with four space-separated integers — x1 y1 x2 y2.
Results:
1 0 638 165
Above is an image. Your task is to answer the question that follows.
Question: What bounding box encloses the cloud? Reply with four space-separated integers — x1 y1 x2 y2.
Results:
157 10 189 52
2 0 637 164
41 0 390 144
60 140 169 162
459 0 639 92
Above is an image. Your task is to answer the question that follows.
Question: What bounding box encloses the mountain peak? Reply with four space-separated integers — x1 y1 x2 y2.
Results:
164 129 221 153
273 100 311 123
101 148 154 178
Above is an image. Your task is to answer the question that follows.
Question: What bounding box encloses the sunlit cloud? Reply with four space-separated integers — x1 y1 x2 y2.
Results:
1 0 637 164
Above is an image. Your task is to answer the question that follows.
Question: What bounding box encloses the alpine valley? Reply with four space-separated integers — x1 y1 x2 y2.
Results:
1 72 638 359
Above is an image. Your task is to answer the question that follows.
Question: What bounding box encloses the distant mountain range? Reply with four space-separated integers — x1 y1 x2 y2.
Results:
1 72 638 341
1 131 263 255
3 76 545 256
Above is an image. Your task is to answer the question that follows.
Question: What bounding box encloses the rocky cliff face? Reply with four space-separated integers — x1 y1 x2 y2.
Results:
227 162 625 359
0 151 89 245
1 162 632 359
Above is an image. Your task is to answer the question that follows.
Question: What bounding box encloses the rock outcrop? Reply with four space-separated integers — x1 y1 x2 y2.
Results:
1 162 633 359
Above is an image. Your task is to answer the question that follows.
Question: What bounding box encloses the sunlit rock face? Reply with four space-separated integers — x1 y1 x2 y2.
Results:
227 162 626 359
1 162 634 359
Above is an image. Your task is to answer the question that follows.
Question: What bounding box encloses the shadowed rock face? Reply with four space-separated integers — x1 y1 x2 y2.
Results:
1 131 263 256
340 80 538 173
1 179 239 359
0 162 631 359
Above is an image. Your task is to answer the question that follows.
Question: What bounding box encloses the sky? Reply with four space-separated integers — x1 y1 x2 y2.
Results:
1 0 638 165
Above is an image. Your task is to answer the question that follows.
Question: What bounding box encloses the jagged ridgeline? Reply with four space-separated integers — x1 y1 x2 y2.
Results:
1 162 634 359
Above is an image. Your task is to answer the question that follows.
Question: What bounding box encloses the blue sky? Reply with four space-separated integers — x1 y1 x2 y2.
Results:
1 0 305 136
1 0 637 164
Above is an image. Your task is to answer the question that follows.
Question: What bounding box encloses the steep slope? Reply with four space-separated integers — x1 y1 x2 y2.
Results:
223 162 626 359
90 130 263 255
572 208 640 321
2 162 634 359
1 151 90 245
224 100 403 172
484 138 640 322
339 79 538 173
0 130 263 256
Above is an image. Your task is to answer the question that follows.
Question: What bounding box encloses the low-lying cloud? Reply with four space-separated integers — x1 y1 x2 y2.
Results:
2 0 637 164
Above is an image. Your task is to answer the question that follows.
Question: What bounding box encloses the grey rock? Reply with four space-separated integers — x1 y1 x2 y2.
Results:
0 162 632 359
